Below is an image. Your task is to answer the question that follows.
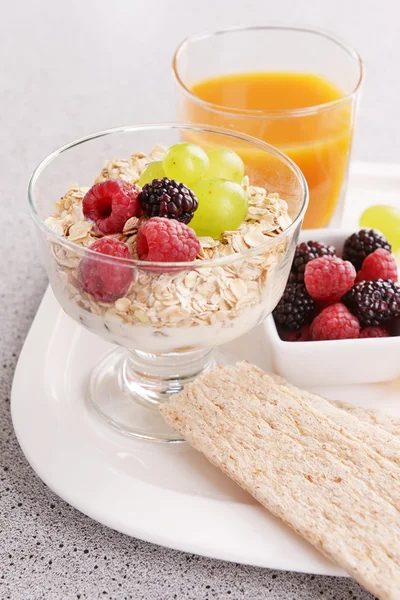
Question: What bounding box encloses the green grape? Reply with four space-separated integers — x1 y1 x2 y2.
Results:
206 148 245 183
360 205 400 252
138 161 165 187
190 179 248 238
163 143 209 186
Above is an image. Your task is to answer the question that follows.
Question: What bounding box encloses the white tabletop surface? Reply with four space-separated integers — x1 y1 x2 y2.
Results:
1 0 396 598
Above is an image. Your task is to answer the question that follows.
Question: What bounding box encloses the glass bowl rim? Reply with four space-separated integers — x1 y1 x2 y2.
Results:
173 25 363 119
28 122 308 269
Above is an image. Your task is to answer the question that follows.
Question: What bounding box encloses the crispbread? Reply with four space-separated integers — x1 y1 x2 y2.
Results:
331 399 400 437
161 362 400 600
269 372 400 437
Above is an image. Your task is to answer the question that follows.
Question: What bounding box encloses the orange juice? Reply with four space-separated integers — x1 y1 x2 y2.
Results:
184 72 353 228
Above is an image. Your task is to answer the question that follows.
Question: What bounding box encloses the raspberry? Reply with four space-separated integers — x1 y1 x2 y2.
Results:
304 256 356 301
291 241 336 282
282 325 311 342
342 229 391 270
360 326 390 338
136 217 200 262
343 279 400 326
310 303 360 341
357 248 398 283
83 179 140 234
78 238 132 302
139 178 198 224
273 283 315 331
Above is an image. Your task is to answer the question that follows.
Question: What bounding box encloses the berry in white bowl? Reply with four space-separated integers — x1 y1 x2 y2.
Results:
264 228 400 386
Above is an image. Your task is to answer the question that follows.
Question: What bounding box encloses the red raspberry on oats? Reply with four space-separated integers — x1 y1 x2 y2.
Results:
310 303 360 341
136 217 200 262
82 179 140 234
78 238 132 302
357 248 398 283
304 256 356 301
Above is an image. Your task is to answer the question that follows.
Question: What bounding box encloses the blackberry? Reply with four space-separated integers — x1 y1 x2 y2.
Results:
273 282 315 331
291 241 336 282
139 178 198 224
343 279 400 326
390 317 400 337
342 229 391 270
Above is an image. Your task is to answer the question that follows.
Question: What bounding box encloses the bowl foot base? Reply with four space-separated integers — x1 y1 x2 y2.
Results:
88 346 219 442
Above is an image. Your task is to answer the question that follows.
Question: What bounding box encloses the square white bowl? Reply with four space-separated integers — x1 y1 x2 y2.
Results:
264 228 400 387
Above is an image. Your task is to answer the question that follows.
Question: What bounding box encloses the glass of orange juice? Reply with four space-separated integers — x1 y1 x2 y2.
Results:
173 26 363 229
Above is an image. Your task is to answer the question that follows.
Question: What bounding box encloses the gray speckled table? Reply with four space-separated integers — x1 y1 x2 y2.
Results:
2 0 395 597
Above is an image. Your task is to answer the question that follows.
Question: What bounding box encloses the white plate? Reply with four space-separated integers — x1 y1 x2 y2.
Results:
11 161 400 576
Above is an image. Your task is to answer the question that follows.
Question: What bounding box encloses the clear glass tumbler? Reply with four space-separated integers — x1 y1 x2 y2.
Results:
28 124 308 442
173 26 363 229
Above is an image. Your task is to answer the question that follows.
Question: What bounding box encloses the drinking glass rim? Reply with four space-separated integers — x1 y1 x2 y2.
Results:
28 122 308 269
173 25 363 119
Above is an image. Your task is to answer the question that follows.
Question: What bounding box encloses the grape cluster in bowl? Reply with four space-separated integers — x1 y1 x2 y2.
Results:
138 143 248 238
273 229 400 341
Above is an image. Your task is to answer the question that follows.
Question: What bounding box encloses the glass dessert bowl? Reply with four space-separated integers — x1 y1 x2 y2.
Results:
28 124 308 442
